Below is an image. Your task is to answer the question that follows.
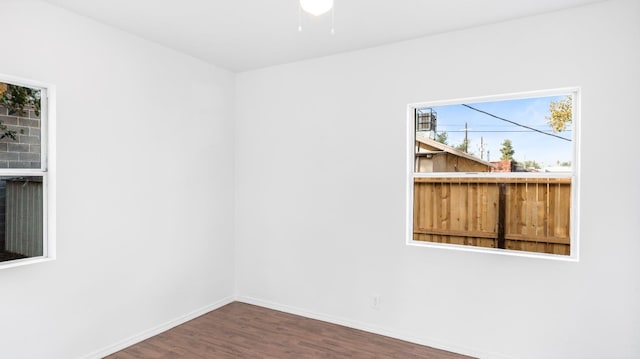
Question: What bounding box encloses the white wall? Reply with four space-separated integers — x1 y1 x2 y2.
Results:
0 1 235 358
235 0 640 358
1 1 638 358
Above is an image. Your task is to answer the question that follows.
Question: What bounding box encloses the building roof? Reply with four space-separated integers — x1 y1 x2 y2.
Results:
415 135 495 168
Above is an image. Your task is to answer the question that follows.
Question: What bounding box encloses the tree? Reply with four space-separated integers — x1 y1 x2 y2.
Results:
435 131 448 145
500 139 515 161
0 82 41 117
546 95 572 133
523 160 541 169
0 82 38 140
454 138 471 154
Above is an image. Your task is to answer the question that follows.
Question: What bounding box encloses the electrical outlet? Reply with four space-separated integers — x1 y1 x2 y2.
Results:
371 294 381 310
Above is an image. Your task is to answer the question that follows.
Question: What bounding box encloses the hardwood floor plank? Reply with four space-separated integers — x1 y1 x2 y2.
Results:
105 302 474 359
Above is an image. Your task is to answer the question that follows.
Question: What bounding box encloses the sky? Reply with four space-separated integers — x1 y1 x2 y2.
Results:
418 95 573 168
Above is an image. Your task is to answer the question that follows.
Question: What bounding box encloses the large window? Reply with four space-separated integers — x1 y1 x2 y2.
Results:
0 76 54 268
407 89 579 259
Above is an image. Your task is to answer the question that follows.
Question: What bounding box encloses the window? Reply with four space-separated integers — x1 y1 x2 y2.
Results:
0 75 54 268
406 89 579 259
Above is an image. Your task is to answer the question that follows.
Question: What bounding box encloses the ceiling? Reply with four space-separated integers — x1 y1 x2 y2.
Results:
42 0 605 72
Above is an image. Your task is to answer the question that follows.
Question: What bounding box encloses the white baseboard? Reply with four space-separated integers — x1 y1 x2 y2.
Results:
80 296 235 359
236 295 501 359
80 295 506 359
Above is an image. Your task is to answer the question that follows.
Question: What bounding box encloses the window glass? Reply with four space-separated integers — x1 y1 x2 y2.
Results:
409 91 577 258
415 95 573 173
0 80 48 266
0 176 43 262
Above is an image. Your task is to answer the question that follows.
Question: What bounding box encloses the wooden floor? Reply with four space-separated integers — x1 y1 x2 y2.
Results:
106 302 473 359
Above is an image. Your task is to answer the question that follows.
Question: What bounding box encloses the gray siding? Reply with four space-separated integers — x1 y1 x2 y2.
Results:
5 179 43 257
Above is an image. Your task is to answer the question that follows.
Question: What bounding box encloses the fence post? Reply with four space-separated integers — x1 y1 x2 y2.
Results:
497 183 506 249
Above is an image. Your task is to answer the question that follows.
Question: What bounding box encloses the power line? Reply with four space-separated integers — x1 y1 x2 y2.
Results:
441 124 562 129
440 130 572 133
461 104 571 142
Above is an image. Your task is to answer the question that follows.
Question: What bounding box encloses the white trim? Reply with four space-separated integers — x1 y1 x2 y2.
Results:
40 86 49 171
45 85 56 260
0 73 51 91
79 296 236 359
0 256 54 269
42 174 49 258
407 240 578 262
406 88 580 261
409 87 580 109
405 104 415 253
0 169 48 176
82 295 511 359
570 91 580 262
236 296 507 359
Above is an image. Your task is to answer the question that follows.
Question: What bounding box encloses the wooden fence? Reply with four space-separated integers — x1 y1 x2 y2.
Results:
413 177 571 255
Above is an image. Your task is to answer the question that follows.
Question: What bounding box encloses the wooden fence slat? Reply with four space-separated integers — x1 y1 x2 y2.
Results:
414 228 497 239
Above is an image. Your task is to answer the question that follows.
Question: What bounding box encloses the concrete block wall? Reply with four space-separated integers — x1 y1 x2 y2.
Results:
0 105 41 169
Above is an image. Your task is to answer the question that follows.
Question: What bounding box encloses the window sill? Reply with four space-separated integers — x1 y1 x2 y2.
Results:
0 256 55 270
407 239 579 262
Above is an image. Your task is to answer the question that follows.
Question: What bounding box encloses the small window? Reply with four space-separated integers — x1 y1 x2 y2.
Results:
0 77 53 268
407 89 579 259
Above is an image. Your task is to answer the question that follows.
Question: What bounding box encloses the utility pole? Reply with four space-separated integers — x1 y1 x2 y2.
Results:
464 122 468 152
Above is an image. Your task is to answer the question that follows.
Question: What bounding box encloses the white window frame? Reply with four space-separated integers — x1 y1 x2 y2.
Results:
406 88 580 261
0 73 56 269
